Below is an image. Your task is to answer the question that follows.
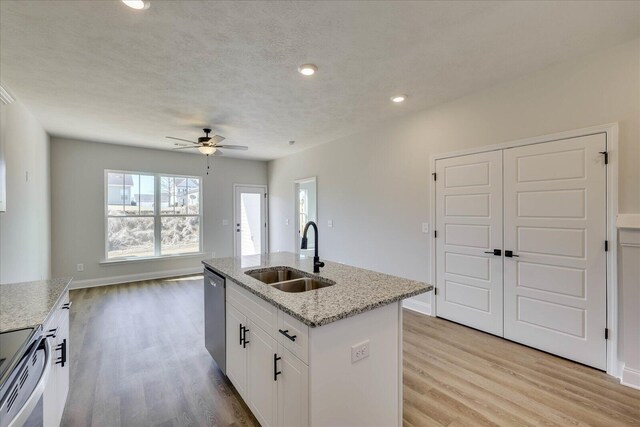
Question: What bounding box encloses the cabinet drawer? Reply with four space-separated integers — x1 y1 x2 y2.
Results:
277 311 309 365
227 281 277 336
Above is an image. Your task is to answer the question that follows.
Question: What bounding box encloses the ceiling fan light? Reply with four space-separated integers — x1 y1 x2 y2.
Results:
198 146 217 155
122 0 150 10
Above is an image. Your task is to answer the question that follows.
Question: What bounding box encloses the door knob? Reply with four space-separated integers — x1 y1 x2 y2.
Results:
505 250 519 258
484 249 502 256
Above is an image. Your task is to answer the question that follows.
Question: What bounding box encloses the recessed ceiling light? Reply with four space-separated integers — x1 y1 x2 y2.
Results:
390 95 407 103
298 64 318 76
122 0 150 10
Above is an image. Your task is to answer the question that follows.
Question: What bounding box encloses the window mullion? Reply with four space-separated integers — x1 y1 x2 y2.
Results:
154 174 161 256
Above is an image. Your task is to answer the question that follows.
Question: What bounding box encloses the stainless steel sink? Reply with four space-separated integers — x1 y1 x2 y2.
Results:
271 277 335 293
245 267 307 284
245 267 336 292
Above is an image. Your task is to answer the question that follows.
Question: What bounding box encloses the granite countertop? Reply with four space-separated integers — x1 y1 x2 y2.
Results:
0 277 73 333
202 252 431 327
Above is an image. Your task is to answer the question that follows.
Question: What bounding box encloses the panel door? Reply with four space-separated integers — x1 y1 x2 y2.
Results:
226 303 248 400
277 346 309 427
435 151 504 335
234 185 267 257
246 321 278 427
503 134 607 369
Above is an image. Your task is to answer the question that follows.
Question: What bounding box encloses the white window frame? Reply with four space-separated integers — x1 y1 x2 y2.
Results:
104 169 203 261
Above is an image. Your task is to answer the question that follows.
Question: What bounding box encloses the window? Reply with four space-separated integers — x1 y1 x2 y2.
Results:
105 171 201 260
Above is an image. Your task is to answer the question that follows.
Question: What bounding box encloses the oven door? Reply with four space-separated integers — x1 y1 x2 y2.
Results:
0 337 51 427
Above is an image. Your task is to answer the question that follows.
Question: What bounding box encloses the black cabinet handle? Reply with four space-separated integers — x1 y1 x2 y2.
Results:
239 324 243 346
242 326 250 348
484 249 502 256
274 353 282 381
55 339 67 367
47 327 59 339
505 250 519 258
278 329 297 342
62 301 72 310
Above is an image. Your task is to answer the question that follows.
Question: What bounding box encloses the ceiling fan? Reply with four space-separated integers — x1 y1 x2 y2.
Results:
167 128 248 155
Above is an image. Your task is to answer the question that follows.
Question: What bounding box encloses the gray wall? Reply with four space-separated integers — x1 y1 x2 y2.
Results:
51 138 267 285
0 99 51 284
268 39 640 313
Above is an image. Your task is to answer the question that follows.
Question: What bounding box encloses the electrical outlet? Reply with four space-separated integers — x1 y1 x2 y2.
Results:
422 223 429 233
351 340 370 363
76 263 84 272
285 218 290 225
327 220 333 228
222 219 229 226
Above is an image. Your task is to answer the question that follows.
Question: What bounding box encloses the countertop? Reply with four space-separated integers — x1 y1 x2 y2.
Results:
202 252 431 327
0 277 73 333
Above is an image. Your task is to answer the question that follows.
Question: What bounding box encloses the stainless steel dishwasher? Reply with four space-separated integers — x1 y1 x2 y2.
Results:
204 267 226 374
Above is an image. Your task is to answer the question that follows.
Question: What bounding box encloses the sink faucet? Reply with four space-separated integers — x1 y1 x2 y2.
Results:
301 221 325 273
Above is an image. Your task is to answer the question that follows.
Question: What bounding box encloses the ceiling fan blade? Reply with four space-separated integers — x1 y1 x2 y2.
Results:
210 135 226 144
172 146 200 150
214 144 248 150
166 136 199 145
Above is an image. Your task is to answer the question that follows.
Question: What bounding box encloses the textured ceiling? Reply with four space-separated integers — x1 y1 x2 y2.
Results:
1 1 639 160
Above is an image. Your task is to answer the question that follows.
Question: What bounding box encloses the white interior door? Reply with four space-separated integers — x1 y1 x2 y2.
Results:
234 185 267 257
503 134 607 369
435 151 504 336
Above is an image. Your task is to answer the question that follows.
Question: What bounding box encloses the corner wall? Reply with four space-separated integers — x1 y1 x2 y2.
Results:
50 138 268 287
0 98 51 284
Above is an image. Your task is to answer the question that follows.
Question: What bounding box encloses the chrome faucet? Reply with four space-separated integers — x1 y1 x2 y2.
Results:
301 221 325 273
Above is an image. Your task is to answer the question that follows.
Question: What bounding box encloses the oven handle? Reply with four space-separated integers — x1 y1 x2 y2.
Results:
8 337 52 427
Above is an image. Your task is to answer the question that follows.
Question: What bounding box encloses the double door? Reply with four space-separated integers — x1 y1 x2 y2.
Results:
435 133 607 369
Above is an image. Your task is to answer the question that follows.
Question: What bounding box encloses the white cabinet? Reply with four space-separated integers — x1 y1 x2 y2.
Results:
277 347 308 427
226 282 308 427
246 321 278 427
42 291 71 427
226 303 248 400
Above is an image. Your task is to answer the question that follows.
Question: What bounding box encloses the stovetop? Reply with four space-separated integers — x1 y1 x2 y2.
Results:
0 328 36 387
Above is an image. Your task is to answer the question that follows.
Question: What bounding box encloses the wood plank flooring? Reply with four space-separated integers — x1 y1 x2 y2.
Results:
62 277 639 427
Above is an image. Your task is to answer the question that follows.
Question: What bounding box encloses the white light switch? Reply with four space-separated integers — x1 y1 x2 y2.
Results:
327 220 333 228
222 219 229 226
422 223 429 233
77 263 84 272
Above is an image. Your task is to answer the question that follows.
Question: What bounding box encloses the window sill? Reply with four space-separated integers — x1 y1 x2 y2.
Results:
100 252 210 265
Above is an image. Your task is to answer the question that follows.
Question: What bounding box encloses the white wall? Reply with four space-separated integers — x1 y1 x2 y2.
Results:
0 99 51 284
50 138 267 286
268 39 640 364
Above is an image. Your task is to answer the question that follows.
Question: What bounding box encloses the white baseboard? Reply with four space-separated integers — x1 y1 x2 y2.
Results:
621 365 640 390
402 298 432 316
70 267 203 289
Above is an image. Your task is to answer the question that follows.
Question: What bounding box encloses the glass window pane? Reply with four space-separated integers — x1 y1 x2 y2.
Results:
187 178 200 214
160 176 174 214
139 174 155 215
123 173 140 215
106 172 125 215
107 217 155 258
175 177 188 214
161 216 200 255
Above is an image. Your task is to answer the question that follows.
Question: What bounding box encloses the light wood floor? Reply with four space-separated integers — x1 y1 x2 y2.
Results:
62 277 639 427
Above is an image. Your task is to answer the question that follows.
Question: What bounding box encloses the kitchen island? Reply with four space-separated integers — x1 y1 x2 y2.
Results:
203 252 431 427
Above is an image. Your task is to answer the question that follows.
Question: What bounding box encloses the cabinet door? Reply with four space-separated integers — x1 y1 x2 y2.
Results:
56 298 70 422
277 346 308 427
226 303 248 399
246 321 278 427
42 312 59 427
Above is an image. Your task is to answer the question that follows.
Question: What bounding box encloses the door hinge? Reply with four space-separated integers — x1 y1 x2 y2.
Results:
264 192 268 198
605 240 609 252
432 172 437 181
600 151 608 165
434 230 438 238
605 328 609 340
